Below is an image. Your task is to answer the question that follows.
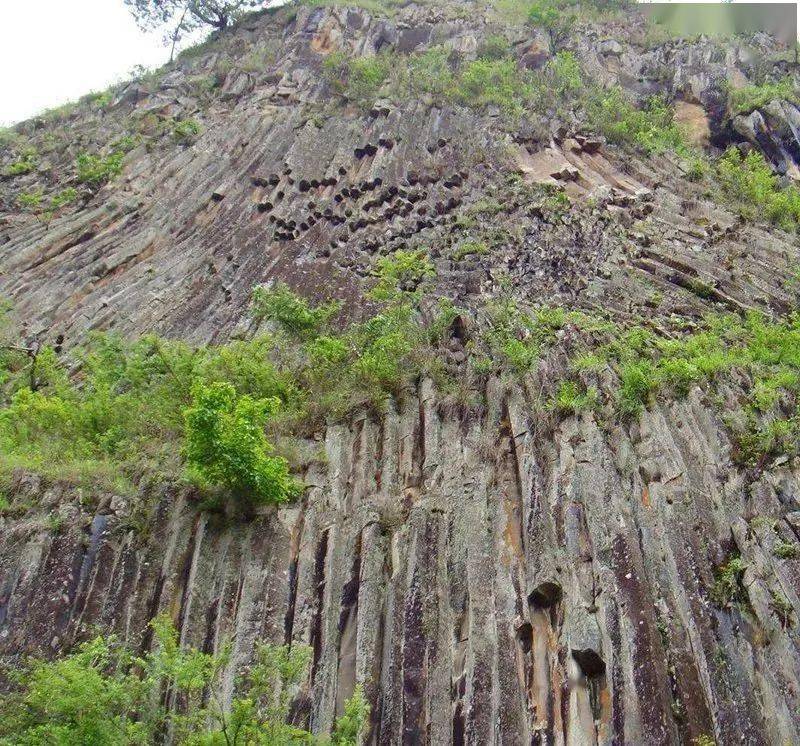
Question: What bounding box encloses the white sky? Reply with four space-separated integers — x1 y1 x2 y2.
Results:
0 1 189 126
0 0 796 127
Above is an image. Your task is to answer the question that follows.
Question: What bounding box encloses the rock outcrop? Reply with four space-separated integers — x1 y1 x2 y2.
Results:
1 2 799 744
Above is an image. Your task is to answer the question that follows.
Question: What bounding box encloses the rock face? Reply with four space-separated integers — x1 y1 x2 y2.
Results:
1 2 800 744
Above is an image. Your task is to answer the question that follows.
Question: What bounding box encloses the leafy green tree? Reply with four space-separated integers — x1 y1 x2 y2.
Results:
125 0 264 62
183 380 299 508
251 283 340 339
331 684 370 745
0 616 369 745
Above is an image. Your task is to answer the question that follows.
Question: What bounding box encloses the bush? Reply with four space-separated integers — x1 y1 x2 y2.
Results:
717 147 800 230
527 0 576 40
774 540 799 560
710 555 747 607
4 146 38 176
0 616 367 744
368 249 435 302
407 48 454 96
17 187 78 223
252 282 340 338
477 34 512 60
322 51 391 103
485 298 566 374
587 88 684 154
76 150 125 187
184 381 298 509
618 361 657 416
173 118 202 143
454 58 531 114
452 240 489 261
546 50 583 97
552 380 599 414
729 77 796 115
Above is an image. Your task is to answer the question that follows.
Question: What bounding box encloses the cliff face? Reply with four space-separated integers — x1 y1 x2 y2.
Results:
2 2 800 744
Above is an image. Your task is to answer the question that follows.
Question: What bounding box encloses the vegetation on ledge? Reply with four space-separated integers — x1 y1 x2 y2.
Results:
0 615 368 745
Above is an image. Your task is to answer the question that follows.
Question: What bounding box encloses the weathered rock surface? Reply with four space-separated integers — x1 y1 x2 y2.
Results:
1 2 800 744
2 385 800 744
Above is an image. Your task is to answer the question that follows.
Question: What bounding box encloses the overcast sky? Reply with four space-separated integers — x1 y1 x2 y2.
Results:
0 0 796 127
0 1 186 126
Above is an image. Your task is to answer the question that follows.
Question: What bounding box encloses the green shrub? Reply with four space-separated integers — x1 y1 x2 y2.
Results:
17 187 78 223
173 118 202 144
717 147 800 231
350 305 423 396
76 150 125 187
452 240 489 261
454 58 531 114
4 146 38 176
252 282 340 338
546 50 583 97
618 361 657 416
0 615 367 744
729 77 796 115
322 51 391 103
771 590 794 628
406 48 454 96
485 298 566 374
350 55 391 100
552 380 599 414
184 381 298 509
587 88 684 154
527 0 562 28
332 684 370 745
477 34 512 60
710 555 747 607
774 540 799 560
368 249 435 302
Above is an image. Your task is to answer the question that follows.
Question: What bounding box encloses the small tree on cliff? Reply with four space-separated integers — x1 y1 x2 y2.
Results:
183 380 300 511
125 0 264 61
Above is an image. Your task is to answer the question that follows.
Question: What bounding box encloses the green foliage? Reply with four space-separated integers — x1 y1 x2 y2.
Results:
173 118 202 144
17 187 78 224
549 309 800 460
710 555 747 607
717 147 800 231
546 50 583 97
454 58 531 115
771 590 794 628
685 157 708 182
252 283 340 339
485 297 566 374
552 380 599 414
527 0 561 28
476 34 512 60
368 249 435 302
4 147 38 177
300 0 406 16
618 361 657 416
406 48 454 97
183 381 298 509
729 77 796 115
76 150 125 187
331 684 370 745
0 615 366 744
587 88 685 154
322 51 391 104
774 540 799 560
527 0 576 40
452 240 489 261
0 266 445 494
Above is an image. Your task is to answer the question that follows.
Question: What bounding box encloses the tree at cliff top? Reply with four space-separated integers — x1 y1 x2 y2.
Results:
125 0 266 61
